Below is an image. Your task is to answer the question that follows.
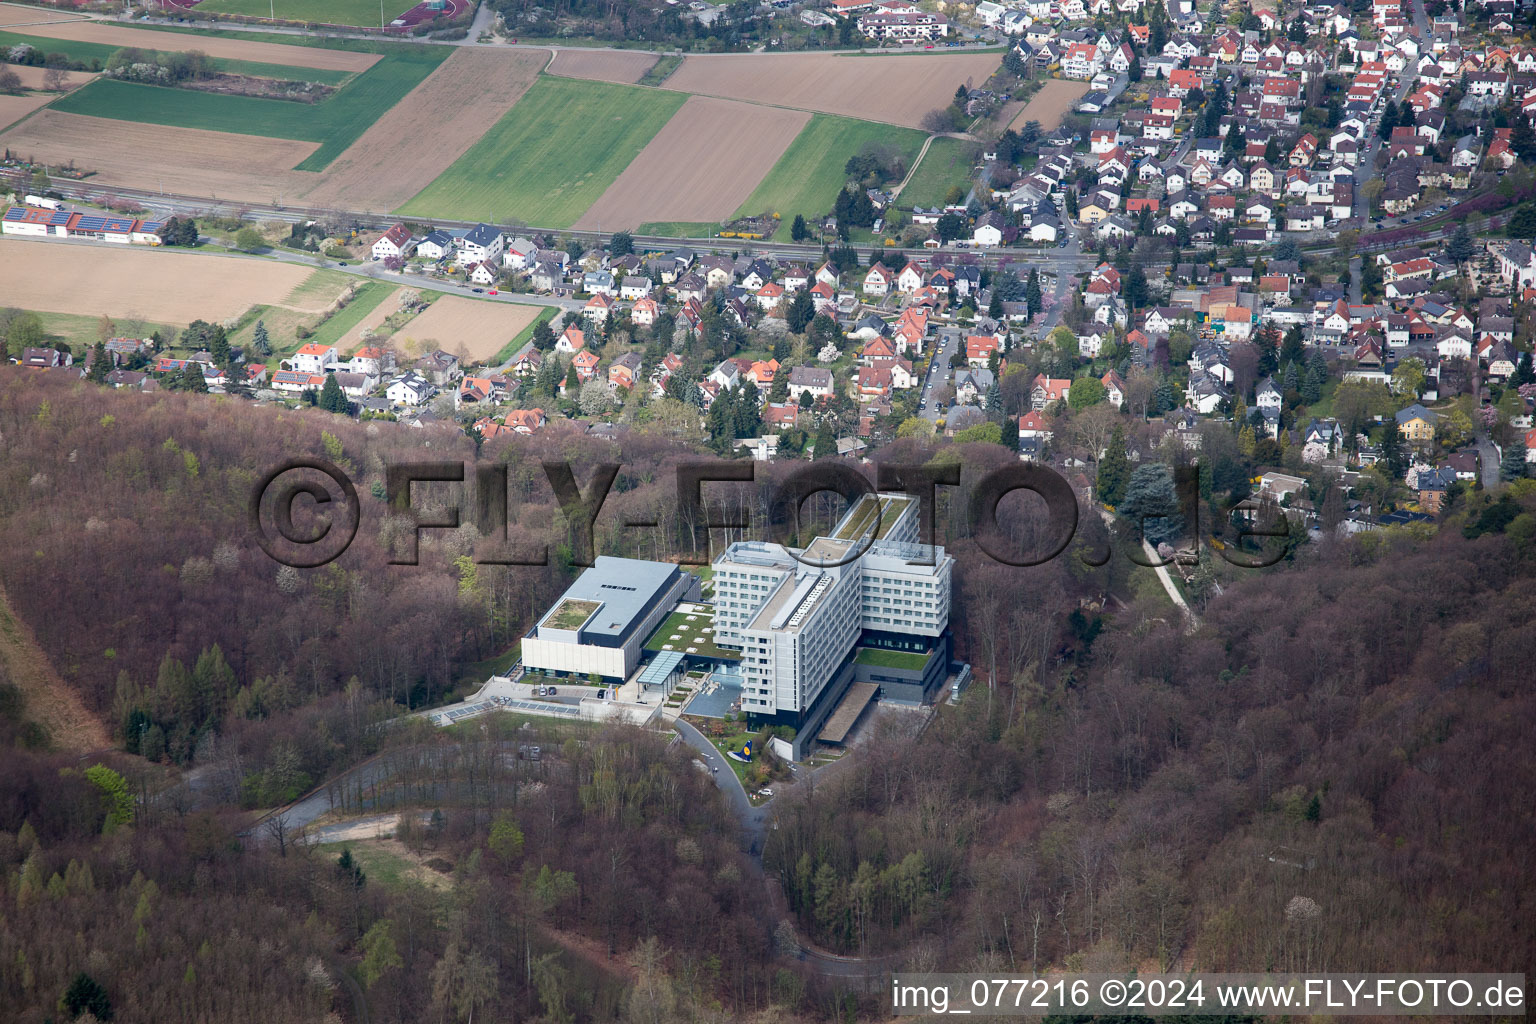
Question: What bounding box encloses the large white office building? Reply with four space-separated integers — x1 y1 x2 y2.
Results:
711 494 954 731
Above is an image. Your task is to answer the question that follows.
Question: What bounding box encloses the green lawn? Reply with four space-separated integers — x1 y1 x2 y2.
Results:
633 221 721 238
0 30 354 83
50 48 447 171
732 113 925 229
399 75 688 228
197 0 419 28
643 609 740 660
35 312 180 350
899 136 976 209
854 647 931 670
545 598 600 630
303 280 394 349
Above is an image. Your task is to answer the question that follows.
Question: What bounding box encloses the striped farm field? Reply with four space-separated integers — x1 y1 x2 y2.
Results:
662 50 1002 129
2 20 381 71
573 96 808 231
50 48 448 171
400 74 687 228
0 30 356 83
299 48 546 212
734 113 924 234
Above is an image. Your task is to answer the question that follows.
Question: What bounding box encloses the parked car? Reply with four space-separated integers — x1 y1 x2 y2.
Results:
472 287 484 293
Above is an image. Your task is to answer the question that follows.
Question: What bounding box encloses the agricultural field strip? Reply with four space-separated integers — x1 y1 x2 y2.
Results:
297 47 545 211
732 113 925 230
544 48 657 85
0 30 358 83
0 238 315 323
391 295 546 364
660 51 1002 130
49 48 447 171
399 74 688 229
0 2 85 27
572 96 808 231
0 110 319 203
898 136 975 209
1 19 380 71
1006 78 1090 132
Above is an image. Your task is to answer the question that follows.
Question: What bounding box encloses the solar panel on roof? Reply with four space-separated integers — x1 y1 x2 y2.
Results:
139 220 166 231
76 216 107 231
3 208 23 220
48 211 72 226
104 218 134 231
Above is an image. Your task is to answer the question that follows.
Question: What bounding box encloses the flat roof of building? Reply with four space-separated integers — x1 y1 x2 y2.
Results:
832 493 914 542
819 682 879 744
538 556 680 642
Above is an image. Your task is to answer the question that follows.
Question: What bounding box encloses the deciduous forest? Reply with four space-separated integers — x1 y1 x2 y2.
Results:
0 370 1533 1022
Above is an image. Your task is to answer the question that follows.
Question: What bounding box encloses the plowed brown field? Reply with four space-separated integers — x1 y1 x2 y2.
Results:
0 110 317 201
546 48 656 84
1006 79 1089 132
0 237 314 322
661 50 1001 128
573 96 808 230
392 296 544 363
0 1 82 26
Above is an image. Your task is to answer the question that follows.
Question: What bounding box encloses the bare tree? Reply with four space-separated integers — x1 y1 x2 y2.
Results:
264 810 292 857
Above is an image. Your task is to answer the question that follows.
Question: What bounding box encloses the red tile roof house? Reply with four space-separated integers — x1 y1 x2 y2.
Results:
472 417 517 440
763 402 801 431
1030 375 1071 410
1017 410 1054 440
371 223 413 261
965 335 1001 366
856 365 893 401
506 408 547 434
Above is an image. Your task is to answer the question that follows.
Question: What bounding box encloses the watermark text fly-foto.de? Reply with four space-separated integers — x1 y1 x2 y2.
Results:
251 457 1294 570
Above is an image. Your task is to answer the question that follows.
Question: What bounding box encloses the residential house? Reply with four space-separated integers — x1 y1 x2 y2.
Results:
371 224 413 261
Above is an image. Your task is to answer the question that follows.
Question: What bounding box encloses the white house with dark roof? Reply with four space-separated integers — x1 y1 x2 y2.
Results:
455 223 505 267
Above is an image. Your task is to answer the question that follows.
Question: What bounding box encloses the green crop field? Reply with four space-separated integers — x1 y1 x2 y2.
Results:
50 48 447 170
197 0 419 28
732 114 924 240
399 75 687 229
0 30 119 67
899 136 977 210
